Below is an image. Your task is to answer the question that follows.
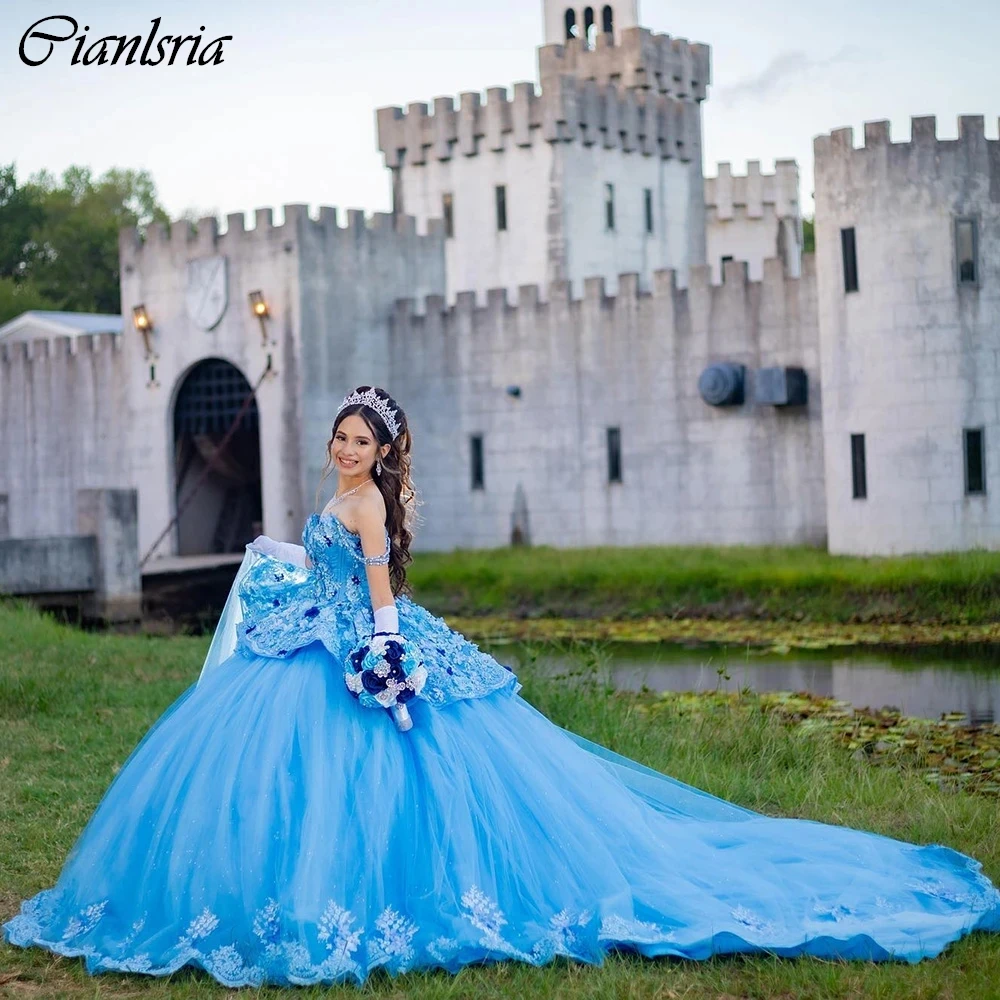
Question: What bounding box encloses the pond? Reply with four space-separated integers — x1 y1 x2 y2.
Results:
482 641 1000 725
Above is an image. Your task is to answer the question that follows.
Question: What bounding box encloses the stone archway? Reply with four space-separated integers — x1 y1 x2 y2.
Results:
172 358 262 555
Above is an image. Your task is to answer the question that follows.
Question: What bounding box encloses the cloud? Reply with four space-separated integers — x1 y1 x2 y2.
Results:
715 46 869 107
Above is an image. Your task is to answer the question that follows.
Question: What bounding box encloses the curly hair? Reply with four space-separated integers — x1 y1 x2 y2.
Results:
315 386 416 595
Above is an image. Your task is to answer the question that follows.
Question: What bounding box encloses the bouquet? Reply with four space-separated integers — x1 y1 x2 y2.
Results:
344 633 427 731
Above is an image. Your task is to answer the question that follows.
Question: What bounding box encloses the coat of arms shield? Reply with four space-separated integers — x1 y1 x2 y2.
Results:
185 255 228 331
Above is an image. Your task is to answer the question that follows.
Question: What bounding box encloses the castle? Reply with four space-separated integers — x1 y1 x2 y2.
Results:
1 0 997 567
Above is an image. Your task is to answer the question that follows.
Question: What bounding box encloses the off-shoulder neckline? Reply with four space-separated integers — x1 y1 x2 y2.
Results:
310 509 361 539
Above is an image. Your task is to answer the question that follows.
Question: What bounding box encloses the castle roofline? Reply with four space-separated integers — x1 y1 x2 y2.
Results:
538 26 710 102
704 160 800 220
376 74 700 168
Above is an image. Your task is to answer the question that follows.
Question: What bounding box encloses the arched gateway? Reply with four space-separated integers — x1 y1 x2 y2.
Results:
172 358 262 555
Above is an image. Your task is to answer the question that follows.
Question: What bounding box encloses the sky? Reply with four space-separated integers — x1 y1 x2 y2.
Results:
2 0 998 223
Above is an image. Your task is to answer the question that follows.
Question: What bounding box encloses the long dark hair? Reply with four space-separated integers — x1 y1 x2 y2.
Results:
315 386 415 595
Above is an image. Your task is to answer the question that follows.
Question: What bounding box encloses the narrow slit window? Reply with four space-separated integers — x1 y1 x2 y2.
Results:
644 188 653 234
964 427 986 494
841 227 859 293
495 185 507 232
470 435 484 490
584 6 596 47
564 8 578 39
607 426 622 483
442 193 454 239
956 218 978 285
602 4 613 33
720 254 733 280
850 433 867 499
604 182 615 231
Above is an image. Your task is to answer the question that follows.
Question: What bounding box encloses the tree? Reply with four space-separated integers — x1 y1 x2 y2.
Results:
0 162 170 320
803 217 815 254
0 276 59 326
0 163 46 282
23 165 170 314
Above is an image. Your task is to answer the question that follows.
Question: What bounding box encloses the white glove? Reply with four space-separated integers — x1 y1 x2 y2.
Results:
373 603 399 635
250 535 307 568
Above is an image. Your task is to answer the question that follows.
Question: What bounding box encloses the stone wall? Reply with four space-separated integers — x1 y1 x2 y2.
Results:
537 27 710 100
390 255 824 550
0 333 128 539
814 115 1000 554
542 1 640 47
377 42 708 304
118 208 304 562
114 206 444 562
294 211 445 510
705 159 802 283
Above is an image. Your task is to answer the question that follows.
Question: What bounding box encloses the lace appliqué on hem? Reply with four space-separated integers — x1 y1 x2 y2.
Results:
5 885 703 987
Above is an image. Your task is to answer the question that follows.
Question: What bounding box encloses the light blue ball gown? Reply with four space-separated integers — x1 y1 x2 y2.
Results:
5 510 1000 987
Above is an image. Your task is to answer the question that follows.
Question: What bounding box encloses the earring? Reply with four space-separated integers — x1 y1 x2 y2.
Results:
376 459 382 476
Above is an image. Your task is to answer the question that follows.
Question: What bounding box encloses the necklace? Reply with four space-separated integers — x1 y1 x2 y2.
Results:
328 478 373 508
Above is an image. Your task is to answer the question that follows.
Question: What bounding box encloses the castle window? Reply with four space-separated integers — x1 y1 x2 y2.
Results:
607 427 622 483
964 427 986 494
956 218 978 285
442 193 454 239
644 188 653 233
721 254 733 280
495 185 507 232
602 4 613 33
850 433 867 499
841 227 858 293
604 182 615 231
564 8 578 39
584 6 596 47
470 435 484 490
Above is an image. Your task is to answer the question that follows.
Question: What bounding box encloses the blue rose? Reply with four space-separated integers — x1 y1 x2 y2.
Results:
362 670 386 695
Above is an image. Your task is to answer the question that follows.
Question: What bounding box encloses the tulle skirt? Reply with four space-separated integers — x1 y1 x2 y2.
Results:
5 640 1000 986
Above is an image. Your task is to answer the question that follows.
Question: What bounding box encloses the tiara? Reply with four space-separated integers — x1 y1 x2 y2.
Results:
336 387 400 439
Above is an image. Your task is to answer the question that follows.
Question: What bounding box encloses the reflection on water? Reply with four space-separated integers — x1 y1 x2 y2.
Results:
485 642 1000 724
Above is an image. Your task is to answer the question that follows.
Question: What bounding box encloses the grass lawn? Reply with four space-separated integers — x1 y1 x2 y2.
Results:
408 543 1000 629
1 601 999 999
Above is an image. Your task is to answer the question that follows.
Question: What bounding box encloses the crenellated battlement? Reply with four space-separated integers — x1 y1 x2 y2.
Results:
537 26 711 101
814 114 998 163
704 159 799 220
389 255 815 325
376 73 700 168
119 205 434 259
0 330 123 366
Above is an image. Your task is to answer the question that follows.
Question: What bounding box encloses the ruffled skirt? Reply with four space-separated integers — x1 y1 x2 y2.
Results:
5 640 1000 986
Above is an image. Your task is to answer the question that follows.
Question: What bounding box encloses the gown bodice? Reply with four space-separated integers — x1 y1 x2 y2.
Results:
303 511 388 597
235 512 520 707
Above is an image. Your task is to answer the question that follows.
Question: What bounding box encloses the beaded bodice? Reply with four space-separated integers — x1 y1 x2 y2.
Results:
303 511 389 598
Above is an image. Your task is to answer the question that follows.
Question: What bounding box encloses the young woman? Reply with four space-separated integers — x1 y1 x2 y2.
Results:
5 386 1000 986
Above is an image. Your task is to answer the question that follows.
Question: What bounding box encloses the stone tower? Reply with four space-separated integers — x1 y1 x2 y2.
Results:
814 116 1000 554
542 1 640 46
376 1 710 303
